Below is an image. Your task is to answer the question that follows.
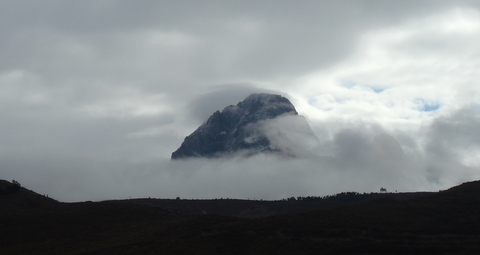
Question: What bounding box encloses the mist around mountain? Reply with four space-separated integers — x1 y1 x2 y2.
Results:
172 93 319 159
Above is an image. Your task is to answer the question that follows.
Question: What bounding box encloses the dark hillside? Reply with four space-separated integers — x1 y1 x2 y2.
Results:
121 191 432 217
0 180 58 212
2 180 480 254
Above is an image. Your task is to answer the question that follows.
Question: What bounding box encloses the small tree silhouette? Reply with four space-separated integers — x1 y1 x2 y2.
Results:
2 180 21 194
12 180 21 188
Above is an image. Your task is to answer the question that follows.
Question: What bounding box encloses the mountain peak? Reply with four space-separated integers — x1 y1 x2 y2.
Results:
171 93 317 159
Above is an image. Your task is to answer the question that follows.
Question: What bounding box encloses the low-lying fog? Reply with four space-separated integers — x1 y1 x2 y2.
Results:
3 106 479 202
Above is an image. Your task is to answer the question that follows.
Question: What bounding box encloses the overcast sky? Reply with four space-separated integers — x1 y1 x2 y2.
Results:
1 1 480 202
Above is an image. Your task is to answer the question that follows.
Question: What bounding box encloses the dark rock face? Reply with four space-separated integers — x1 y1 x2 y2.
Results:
171 93 299 159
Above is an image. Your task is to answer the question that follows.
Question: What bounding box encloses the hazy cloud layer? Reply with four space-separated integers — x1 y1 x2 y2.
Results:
1 1 480 201
2 107 478 202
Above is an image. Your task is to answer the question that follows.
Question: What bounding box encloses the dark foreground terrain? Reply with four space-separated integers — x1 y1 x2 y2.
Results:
2 179 480 254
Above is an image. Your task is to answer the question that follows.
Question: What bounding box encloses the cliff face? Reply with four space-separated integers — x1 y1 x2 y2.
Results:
171 93 316 159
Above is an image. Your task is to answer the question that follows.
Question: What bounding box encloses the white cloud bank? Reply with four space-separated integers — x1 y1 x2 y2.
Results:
3 106 478 202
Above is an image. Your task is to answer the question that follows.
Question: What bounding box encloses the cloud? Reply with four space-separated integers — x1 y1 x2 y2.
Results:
292 7 480 133
1 1 480 202
261 114 321 157
4 108 477 202
187 84 276 123
425 106 480 171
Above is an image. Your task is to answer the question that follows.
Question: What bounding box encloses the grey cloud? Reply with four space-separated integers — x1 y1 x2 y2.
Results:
187 84 281 123
422 106 480 183
2 111 477 202
261 114 321 157
2 0 469 87
0 116 450 202
1 1 480 202
426 106 480 158
1 0 475 123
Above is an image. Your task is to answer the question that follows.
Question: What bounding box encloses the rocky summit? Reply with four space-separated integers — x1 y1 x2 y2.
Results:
171 93 316 159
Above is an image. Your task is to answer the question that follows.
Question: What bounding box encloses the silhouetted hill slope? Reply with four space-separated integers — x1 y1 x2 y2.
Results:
121 191 432 217
0 180 58 211
2 180 480 254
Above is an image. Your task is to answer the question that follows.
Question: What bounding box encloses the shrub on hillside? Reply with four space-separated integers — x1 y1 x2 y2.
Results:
0 180 21 195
